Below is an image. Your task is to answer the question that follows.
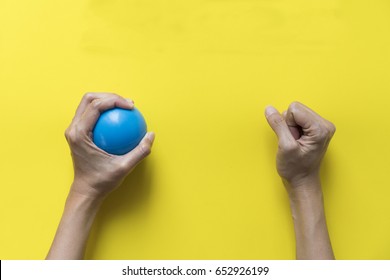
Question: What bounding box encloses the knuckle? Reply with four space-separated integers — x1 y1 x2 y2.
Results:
91 99 101 109
64 128 69 139
139 143 151 157
66 128 78 144
328 122 336 135
83 92 95 102
116 161 129 174
289 101 300 111
320 121 336 139
270 114 284 126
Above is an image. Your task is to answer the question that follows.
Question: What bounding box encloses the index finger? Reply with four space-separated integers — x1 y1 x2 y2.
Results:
78 95 134 134
72 92 133 124
286 102 323 130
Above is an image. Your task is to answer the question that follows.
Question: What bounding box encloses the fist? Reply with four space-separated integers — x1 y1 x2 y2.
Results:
65 92 155 199
265 102 335 190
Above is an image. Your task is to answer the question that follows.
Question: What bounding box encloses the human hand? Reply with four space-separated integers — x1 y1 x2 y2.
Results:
65 93 155 200
265 102 335 194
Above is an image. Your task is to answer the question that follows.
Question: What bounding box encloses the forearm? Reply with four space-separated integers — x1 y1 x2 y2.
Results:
46 183 103 260
286 177 335 260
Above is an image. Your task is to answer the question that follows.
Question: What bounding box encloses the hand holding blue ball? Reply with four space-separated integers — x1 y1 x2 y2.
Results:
93 107 147 155
63 92 155 200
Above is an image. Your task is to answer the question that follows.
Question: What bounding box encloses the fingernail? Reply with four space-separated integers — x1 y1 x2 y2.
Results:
265 106 278 117
147 132 155 142
126 98 134 108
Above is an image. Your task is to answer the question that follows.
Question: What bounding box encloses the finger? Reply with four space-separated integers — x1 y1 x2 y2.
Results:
286 101 319 131
121 132 155 170
283 110 302 140
286 101 336 141
73 92 134 123
265 106 295 144
288 125 302 141
295 102 336 134
78 95 134 133
293 101 323 118
73 93 112 122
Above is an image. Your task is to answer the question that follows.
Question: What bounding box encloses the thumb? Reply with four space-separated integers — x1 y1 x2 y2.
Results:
265 106 295 145
121 132 155 171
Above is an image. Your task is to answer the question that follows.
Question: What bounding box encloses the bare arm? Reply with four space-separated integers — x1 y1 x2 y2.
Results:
286 176 334 259
46 93 155 260
265 102 335 260
46 185 102 259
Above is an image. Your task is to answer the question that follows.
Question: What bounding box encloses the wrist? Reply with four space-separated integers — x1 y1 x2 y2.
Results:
63 191 103 227
288 187 324 213
283 173 322 200
67 181 105 212
70 178 109 202
285 175 325 223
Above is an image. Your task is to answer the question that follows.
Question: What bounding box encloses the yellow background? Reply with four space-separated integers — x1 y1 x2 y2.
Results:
1 0 390 259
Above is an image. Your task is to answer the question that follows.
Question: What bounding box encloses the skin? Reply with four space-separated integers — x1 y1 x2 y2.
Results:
47 95 332 260
46 93 155 260
265 102 336 260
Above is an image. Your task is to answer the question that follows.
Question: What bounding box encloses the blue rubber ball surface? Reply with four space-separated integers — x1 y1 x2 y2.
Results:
93 107 147 155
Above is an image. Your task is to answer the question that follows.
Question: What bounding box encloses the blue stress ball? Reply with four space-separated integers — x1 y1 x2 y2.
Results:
93 107 147 155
